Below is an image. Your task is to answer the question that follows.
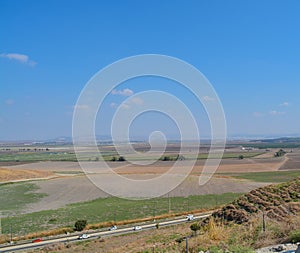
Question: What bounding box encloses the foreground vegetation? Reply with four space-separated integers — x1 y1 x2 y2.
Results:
21 212 300 253
0 192 242 237
29 177 300 252
0 182 46 214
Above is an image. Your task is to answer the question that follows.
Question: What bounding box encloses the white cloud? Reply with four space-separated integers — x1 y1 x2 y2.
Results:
111 88 134 96
253 112 264 117
130 97 143 105
280 102 290 107
269 110 285 116
202 96 215 102
73 104 90 110
113 96 144 110
5 99 14 105
0 53 36 66
110 102 118 109
119 103 131 110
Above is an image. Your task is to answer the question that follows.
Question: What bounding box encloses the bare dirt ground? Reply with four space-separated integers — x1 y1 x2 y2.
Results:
4 156 285 175
279 149 300 170
0 153 290 213
25 176 109 213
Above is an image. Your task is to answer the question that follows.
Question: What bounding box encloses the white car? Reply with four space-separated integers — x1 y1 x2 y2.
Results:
186 214 194 221
109 225 117 231
78 234 89 240
133 226 142 231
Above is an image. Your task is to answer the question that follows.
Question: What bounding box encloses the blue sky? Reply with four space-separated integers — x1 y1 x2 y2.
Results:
1 0 300 140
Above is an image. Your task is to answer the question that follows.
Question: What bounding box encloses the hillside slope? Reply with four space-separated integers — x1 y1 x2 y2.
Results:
211 177 300 224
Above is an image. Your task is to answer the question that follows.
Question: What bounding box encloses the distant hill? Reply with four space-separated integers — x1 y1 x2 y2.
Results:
251 137 300 143
243 137 300 149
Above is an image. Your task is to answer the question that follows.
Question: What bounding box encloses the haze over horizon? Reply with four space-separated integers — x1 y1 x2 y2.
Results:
1 1 300 141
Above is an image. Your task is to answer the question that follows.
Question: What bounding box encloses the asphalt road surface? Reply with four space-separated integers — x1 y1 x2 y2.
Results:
0 213 211 252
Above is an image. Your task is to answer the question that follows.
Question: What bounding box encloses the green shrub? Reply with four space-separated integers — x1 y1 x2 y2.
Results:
190 223 200 234
289 229 300 243
74 220 87 231
229 245 255 253
118 156 126 161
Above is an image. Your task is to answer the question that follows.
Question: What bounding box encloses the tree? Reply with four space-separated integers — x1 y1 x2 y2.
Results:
190 223 200 235
118 156 126 161
74 220 87 231
238 155 244 160
274 149 286 157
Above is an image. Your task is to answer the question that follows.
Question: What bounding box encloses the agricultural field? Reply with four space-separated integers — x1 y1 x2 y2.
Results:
0 143 299 245
21 177 300 253
0 192 241 236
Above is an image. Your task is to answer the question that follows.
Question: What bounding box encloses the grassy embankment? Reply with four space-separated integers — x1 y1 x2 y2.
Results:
0 189 241 239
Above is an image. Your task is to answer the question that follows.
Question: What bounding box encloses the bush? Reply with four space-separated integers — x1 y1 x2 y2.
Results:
162 156 171 161
289 229 300 243
190 223 201 235
74 220 87 231
118 156 126 161
229 245 255 253
274 149 286 157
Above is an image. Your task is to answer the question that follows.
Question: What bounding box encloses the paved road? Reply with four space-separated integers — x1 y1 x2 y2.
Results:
0 213 211 252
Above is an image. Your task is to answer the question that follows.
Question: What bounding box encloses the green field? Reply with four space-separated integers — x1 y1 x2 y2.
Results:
0 150 264 162
223 170 300 183
197 152 263 159
0 182 46 215
0 192 242 236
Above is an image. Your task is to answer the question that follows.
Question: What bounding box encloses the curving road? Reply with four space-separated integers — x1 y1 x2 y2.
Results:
0 212 211 252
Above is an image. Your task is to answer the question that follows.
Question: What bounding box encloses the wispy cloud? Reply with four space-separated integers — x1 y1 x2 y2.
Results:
280 102 290 107
73 104 90 110
130 97 143 105
5 99 14 105
111 88 134 96
202 95 215 102
0 53 37 66
253 112 264 117
110 102 118 109
269 110 285 116
112 96 144 110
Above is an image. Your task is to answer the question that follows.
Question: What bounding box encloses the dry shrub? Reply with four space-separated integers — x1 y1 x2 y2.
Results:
251 213 300 248
207 218 226 241
188 213 300 252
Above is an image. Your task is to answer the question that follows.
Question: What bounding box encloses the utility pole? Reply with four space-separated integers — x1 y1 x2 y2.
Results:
262 211 266 232
10 223 12 244
0 213 2 235
168 193 171 213
185 237 189 253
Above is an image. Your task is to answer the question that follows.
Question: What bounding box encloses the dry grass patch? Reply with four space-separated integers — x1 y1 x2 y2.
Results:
0 168 54 182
